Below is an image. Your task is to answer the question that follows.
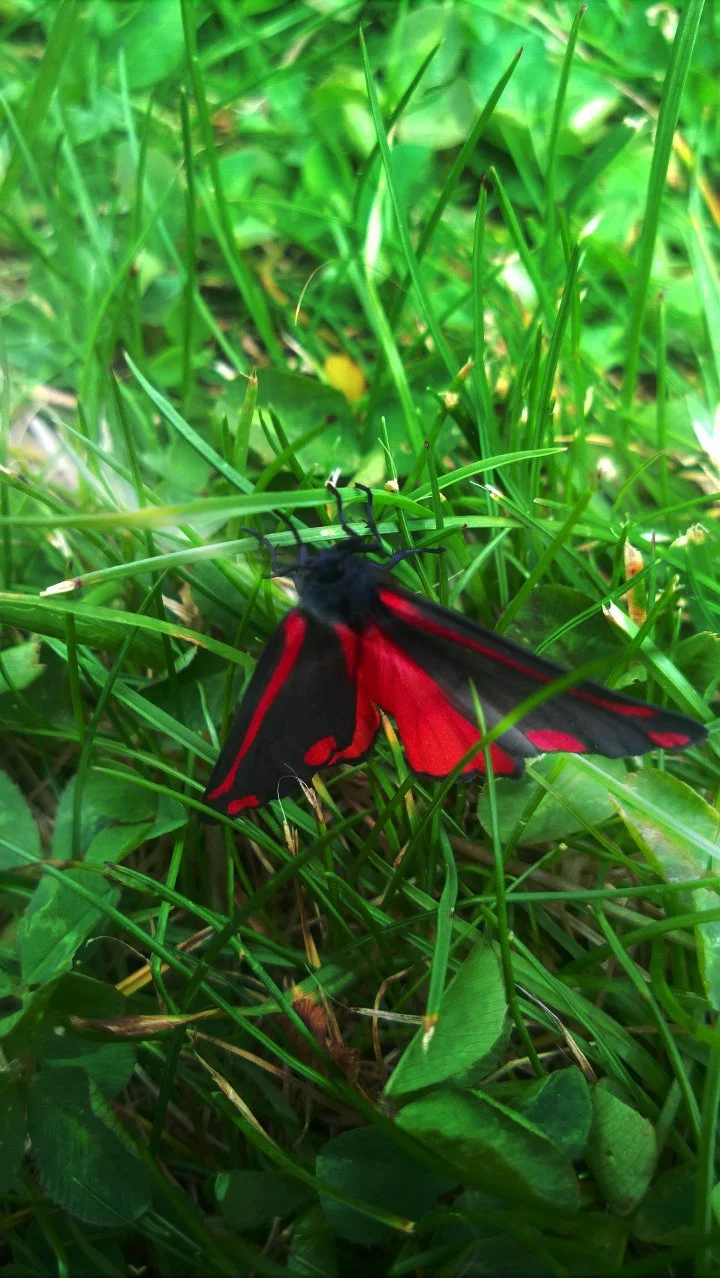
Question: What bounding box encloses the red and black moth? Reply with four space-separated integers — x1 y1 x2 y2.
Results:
202 484 707 817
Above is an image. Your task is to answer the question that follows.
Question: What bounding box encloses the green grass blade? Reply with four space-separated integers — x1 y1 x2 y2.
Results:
621 0 707 406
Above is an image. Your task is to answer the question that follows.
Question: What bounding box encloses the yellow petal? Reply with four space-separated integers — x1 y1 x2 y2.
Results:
324 353 366 403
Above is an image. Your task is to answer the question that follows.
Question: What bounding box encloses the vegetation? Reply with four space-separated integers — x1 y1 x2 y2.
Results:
0 1 718 1273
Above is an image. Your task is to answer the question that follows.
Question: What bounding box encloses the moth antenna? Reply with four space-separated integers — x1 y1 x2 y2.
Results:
239 525 287 577
327 480 363 542
354 483 385 552
277 510 307 565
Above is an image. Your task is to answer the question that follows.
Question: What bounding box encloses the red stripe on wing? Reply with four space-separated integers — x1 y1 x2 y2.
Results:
359 623 517 777
207 612 307 801
378 589 655 719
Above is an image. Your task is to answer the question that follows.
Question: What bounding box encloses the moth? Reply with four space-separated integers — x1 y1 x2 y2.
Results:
202 485 706 816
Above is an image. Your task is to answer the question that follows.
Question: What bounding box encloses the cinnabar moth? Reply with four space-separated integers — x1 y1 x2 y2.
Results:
202 484 707 817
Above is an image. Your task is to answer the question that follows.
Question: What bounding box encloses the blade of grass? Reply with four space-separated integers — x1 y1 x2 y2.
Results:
359 30 470 407
0 0 81 208
474 690 545 1077
418 825 457 1052
179 0 280 361
621 0 707 406
543 5 587 270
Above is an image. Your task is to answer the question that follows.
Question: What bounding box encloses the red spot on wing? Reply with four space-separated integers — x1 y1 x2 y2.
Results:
304 736 337 767
228 795 260 814
359 623 517 777
526 729 587 753
648 730 691 748
207 612 307 801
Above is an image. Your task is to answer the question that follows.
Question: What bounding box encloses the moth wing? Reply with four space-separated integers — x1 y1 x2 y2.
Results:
358 584 706 779
203 610 379 816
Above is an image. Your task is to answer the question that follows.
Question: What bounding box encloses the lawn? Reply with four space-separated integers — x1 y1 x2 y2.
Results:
0 1 719 1274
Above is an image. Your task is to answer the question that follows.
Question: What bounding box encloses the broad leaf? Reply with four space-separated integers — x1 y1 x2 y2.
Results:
0 1074 25 1195
216 1170 314 1229
397 1088 579 1210
613 769 720 1009
27 1067 152 1226
586 1081 656 1215
385 943 507 1098
317 1125 454 1244
0 770 40 870
514 1066 592 1162
478 754 627 846
0 639 44 695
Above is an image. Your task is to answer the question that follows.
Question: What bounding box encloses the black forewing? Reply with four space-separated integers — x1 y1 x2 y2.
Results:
372 581 707 772
202 609 361 817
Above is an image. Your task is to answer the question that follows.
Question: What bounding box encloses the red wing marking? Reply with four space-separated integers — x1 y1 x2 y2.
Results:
378 589 655 719
328 624 380 763
572 691 653 718
526 729 586 753
378 590 544 679
359 623 517 777
228 795 260 814
207 612 307 801
648 730 691 748
304 736 337 767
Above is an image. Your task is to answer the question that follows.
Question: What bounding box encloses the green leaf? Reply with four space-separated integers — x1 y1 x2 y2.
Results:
18 820 152 985
0 966 29 1039
112 0 185 89
316 1126 454 1244
635 1165 695 1244
384 944 507 1098
615 768 720 883
0 595 168 670
0 1074 25 1195
672 632 720 700
0 640 44 695
478 755 627 847
515 1067 593 1162
24 974 136 1099
586 1082 656 1215
27 1066 152 1226
396 1089 580 1210
612 769 720 1009
288 1205 337 1277
216 1170 314 1229
0 769 40 870
246 368 358 473
51 769 157 860
502 586 620 665
430 1187 555 1276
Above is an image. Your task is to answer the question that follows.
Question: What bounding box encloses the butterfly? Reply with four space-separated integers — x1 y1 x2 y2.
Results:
202 484 706 816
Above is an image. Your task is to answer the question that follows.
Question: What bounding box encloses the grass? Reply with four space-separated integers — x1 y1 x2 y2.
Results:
0 1 719 1274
